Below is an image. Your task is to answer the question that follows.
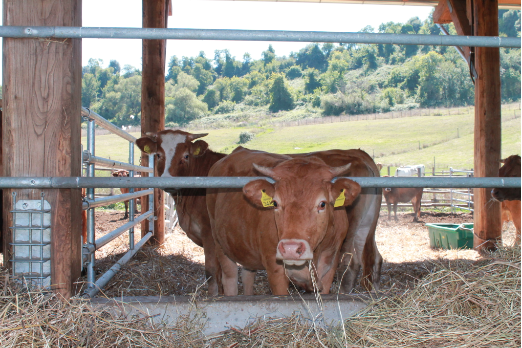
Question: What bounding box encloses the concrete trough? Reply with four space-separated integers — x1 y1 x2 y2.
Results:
91 294 369 335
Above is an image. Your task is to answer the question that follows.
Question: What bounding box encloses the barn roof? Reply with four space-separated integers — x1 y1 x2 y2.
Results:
214 0 520 10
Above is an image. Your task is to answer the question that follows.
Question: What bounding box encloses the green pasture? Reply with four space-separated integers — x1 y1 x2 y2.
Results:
82 107 520 172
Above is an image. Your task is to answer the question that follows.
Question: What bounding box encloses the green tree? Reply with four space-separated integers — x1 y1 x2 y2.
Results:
82 73 100 107
202 89 219 110
296 44 327 72
230 77 249 103
286 65 302 79
176 72 199 93
109 60 121 75
269 74 294 112
262 45 276 66
304 68 322 94
166 87 208 125
416 52 445 107
193 64 214 95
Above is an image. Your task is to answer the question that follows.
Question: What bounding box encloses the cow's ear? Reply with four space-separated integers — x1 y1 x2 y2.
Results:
136 137 158 154
190 140 209 157
243 179 276 208
330 178 361 207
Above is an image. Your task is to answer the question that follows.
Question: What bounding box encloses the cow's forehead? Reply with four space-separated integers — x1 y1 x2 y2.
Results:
160 132 188 152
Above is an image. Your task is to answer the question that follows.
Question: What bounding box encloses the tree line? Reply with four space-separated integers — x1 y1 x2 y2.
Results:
81 10 521 127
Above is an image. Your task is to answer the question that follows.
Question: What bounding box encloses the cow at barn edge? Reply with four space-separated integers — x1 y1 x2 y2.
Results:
383 186 424 222
491 155 521 245
136 130 226 296
207 148 362 296
136 130 382 295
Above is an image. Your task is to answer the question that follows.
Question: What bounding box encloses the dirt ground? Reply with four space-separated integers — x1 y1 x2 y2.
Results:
78 207 517 298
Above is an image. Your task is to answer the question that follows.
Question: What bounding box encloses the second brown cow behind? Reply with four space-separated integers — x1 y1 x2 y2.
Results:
383 187 424 222
112 169 142 219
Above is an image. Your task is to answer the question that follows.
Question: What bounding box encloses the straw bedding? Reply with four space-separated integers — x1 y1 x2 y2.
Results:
0 209 519 347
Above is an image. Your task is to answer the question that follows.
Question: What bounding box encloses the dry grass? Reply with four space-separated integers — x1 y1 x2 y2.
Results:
1 245 519 347
0 209 519 347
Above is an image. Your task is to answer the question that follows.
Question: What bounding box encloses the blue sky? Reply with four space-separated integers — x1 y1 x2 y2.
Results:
0 0 434 76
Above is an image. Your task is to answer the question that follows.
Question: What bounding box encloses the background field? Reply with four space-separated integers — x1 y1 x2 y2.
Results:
84 104 521 173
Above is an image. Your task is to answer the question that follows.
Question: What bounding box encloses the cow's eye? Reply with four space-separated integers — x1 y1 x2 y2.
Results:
319 201 326 210
273 201 278 208
184 154 189 160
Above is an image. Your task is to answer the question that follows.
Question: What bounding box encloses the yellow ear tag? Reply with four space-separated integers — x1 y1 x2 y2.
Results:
193 147 200 156
334 189 346 208
261 190 274 207
144 145 151 154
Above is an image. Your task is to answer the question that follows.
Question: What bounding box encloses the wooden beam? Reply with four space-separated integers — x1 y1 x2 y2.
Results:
3 0 82 297
141 0 168 245
433 0 453 24
448 0 473 63
473 0 502 251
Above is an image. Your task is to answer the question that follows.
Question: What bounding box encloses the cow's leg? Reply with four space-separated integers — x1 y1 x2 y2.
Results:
241 268 256 296
386 202 392 220
411 197 421 222
393 203 398 221
265 260 289 295
316 256 339 295
215 244 239 296
361 238 383 291
123 201 129 219
337 244 362 293
202 232 222 296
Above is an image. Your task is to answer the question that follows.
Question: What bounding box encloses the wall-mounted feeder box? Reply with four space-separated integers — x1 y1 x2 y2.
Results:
426 223 474 250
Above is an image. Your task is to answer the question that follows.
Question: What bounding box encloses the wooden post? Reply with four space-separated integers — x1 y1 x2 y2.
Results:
141 0 168 244
3 0 82 297
473 0 501 250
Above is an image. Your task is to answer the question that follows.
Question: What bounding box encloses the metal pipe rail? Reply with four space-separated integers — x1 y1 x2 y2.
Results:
0 26 520 48
83 211 153 253
81 107 137 143
83 153 153 173
0 176 518 189
84 232 153 298
82 189 154 210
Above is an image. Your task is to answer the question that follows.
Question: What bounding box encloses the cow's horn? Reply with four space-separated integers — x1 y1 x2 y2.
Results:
187 133 208 141
253 163 276 179
330 163 352 178
145 132 157 140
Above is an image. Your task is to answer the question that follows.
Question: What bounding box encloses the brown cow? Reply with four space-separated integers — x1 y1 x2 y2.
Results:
383 187 424 222
207 148 361 296
112 170 142 219
136 130 226 296
137 131 382 294
491 155 521 245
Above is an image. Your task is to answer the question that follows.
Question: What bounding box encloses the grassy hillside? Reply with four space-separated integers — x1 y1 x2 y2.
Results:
83 107 520 172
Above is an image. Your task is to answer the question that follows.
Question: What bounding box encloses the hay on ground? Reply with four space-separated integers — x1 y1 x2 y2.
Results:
0 246 519 347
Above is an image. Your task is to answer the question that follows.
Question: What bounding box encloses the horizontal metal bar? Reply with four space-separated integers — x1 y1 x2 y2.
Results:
451 198 474 204
83 189 154 209
0 177 519 189
81 107 137 143
84 231 153 298
451 191 474 196
0 26 519 48
10 259 50 263
86 211 153 251
84 153 153 173
10 242 51 246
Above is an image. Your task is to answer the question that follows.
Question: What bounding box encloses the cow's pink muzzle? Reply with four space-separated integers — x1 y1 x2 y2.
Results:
276 239 313 266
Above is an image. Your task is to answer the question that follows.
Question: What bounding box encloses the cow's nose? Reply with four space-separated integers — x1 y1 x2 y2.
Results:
276 239 313 264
